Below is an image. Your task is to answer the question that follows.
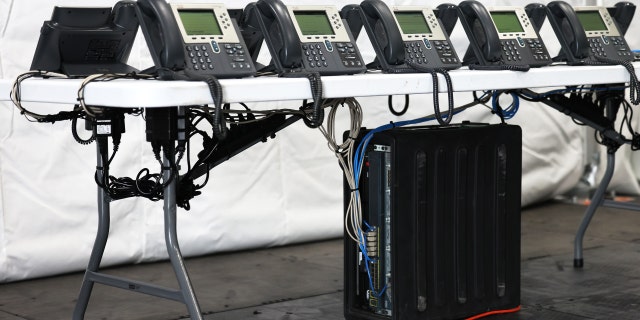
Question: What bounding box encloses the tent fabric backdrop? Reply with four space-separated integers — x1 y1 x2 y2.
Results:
0 0 637 282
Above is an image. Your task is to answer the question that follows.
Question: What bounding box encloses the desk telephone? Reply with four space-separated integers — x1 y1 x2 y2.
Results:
135 0 256 80
458 1 552 69
546 1 634 65
341 0 461 73
240 0 366 76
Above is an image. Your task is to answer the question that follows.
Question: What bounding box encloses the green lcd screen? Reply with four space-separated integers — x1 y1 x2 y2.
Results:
576 11 607 31
178 9 222 36
294 11 335 36
395 11 431 34
491 11 524 33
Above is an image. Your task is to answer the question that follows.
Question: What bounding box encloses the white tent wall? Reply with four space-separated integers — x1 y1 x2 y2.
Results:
0 0 636 282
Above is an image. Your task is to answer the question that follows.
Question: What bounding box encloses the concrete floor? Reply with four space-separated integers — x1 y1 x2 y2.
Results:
1 200 639 319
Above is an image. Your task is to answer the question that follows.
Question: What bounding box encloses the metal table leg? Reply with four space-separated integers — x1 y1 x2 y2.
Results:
72 141 203 319
162 144 203 319
73 142 111 320
574 152 615 268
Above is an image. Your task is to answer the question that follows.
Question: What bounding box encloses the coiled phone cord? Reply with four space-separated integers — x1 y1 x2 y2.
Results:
282 71 324 128
204 76 228 140
406 61 455 125
587 56 640 105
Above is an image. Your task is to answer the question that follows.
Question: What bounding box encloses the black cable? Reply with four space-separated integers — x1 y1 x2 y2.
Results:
204 76 228 140
591 56 640 105
282 72 324 128
406 61 455 125
388 95 409 116
71 116 95 145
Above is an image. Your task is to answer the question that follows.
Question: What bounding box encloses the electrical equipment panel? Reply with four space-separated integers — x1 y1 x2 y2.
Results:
345 124 522 320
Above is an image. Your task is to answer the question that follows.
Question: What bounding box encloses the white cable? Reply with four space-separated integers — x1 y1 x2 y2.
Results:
77 73 156 118
317 98 364 244
10 70 68 120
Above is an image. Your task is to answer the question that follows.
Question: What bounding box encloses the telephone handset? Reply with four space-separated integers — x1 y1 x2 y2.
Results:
546 1 634 65
242 0 366 76
608 2 635 36
135 0 256 80
346 0 461 72
458 1 552 69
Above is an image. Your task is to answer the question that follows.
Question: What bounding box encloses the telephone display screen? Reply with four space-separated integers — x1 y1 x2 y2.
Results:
576 11 607 31
395 12 431 34
491 11 524 33
294 11 335 35
178 9 222 36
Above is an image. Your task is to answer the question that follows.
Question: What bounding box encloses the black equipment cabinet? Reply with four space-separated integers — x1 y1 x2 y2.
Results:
344 123 522 320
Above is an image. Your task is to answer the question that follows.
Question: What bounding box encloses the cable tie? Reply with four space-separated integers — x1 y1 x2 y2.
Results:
350 188 359 192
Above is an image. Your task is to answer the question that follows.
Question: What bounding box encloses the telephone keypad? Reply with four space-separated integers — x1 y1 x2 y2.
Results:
302 43 363 69
184 43 252 72
501 39 550 63
588 38 608 57
588 37 632 58
405 40 459 65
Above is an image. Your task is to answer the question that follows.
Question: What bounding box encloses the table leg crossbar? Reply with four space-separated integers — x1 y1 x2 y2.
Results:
72 143 203 320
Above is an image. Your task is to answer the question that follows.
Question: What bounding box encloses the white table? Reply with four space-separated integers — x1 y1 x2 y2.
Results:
2 63 638 319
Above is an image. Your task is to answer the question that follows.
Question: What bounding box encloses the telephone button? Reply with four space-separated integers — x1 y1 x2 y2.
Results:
210 41 220 53
423 39 432 49
516 37 525 47
601 35 609 45
324 40 334 52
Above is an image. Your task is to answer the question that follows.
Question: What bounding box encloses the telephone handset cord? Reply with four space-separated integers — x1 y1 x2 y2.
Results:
588 56 640 105
282 71 324 128
204 76 228 140
406 61 454 125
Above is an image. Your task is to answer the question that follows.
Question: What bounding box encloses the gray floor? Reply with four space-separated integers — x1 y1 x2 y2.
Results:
1 200 639 319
